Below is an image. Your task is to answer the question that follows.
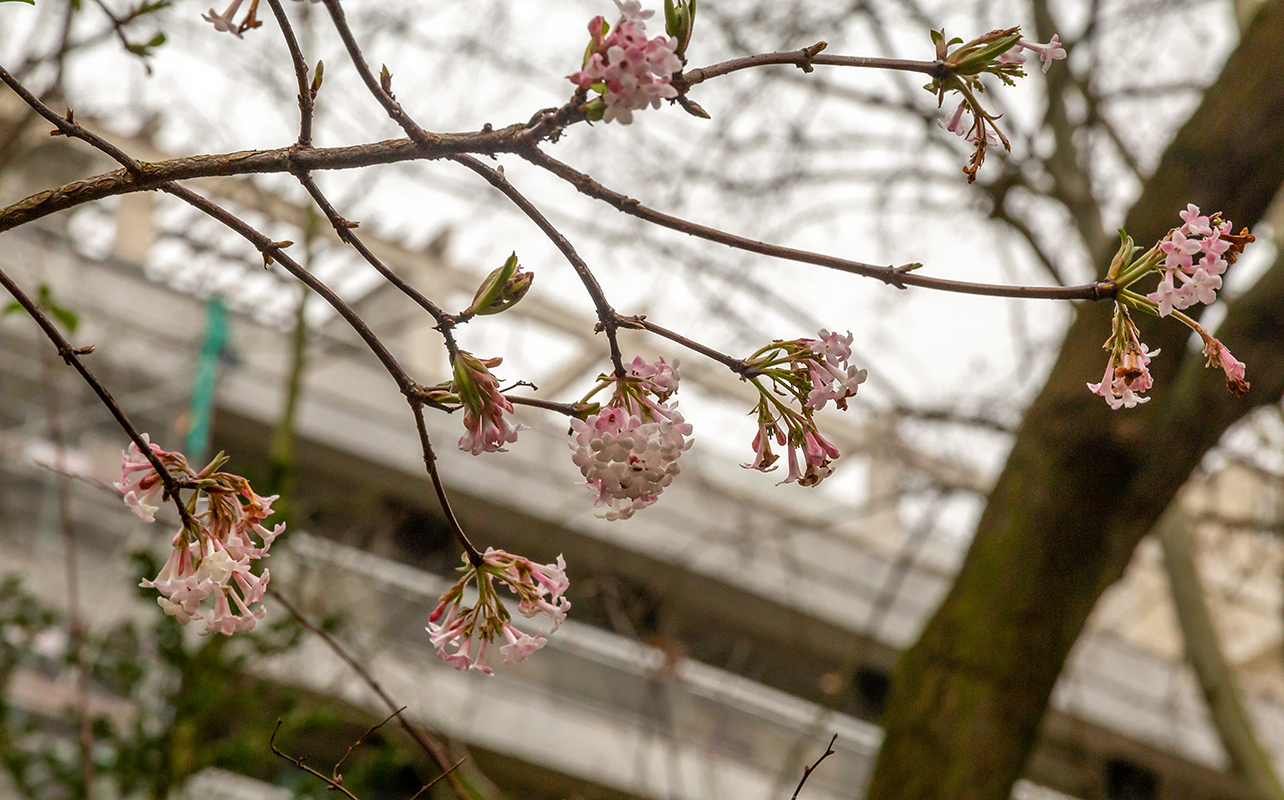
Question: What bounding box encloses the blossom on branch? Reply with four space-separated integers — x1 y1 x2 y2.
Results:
1008 35 1067 73
1088 205 1255 408
569 2 683 124
115 440 283 635
927 27 1065 181
453 351 524 455
742 330 866 486
569 356 692 520
1087 308 1158 410
427 549 571 674
1145 205 1251 317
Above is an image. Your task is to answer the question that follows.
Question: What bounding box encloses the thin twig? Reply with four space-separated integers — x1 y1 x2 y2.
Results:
521 147 1117 301
294 172 458 349
262 0 316 147
791 734 838 800
627 316 758 377
448 154 627 376
407 758 468 800
333 707 406 783
163 184 417 395
505 394 593 417
267 590 473 800
320 0 435 146
269 720 365 800
0 266 197 529
411 403 482 565
680 44 942 88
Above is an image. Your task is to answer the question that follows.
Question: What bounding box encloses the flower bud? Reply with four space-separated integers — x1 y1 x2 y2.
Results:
1106 230 1137 281
465 253 533 316
664 0 695 58
451 351 501 416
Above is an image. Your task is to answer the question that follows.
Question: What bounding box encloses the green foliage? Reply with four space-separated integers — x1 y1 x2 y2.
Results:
3 285 79 333
0 562 443 800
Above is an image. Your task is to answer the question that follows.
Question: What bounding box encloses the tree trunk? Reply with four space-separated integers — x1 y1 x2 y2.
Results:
865 3 1284 798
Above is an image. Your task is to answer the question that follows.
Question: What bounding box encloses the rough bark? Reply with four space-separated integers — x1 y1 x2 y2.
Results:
864 3 1284 798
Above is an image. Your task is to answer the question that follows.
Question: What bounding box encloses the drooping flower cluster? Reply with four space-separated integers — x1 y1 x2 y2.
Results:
743 330 867 486
568 1 683 124
927 27 1066 181
1146 205 1246 317
453 351 524 455
115 436 283 635
427 548 570 674
1087 206 1255 409
569 356 693 520
1088 307 1159 410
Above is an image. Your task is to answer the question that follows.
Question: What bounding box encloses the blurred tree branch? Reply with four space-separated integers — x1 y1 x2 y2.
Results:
1159 507 1284 800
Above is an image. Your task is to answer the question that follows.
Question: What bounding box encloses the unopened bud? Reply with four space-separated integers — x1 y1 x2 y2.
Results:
465 253 533 316
1106 230 1137 281
451 351 503 417
664 0 696 58
380 64 394 98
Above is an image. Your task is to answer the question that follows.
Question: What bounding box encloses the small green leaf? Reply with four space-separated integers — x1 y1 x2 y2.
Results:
0 0 37 7
3 301 22 315
49 305 79 333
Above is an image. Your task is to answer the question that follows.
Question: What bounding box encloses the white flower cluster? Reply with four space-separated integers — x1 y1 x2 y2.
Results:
569 357 692 520
428 549 571 674
115 436 283 635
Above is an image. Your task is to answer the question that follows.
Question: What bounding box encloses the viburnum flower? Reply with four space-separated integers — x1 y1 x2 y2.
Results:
1088 205 1255 408
1141 205 1249 317
927 27 1064 181
1005 35 1067 72
427 549 570 674
201 0 244 36
742 330 867 486
452 351 524 455
115 439 283 635
569 356 692 520
1088 307 1158 410
569 1 683 124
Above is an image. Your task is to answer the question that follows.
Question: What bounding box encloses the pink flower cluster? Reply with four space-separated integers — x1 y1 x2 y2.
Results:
1146 204 1233 317
744 330 867 486
1087 206 1254 409
568 1 683 124
569 357 692 520
427 549 570 674
115 436 283 635
453 352 524 455
1088 310 1159 410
